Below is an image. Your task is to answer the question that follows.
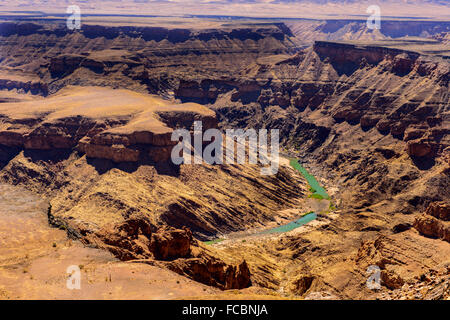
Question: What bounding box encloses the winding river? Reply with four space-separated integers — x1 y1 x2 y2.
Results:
205 159 330 244
258 159 329 235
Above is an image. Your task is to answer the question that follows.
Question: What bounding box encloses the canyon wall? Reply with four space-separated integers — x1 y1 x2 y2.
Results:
0 21 297 96
0 19 448 297
287 19 450 46
207 41 449 212
0 20 448 214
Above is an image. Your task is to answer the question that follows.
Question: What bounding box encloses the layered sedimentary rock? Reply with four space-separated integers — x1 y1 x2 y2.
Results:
204 40 449 216
167 40 448 299
0 86 216 163
287 19 450 48
213 41 448 154
0 86 305 240
83 216 251 289
414 202 450 242
0 19 448 299
1 23 447 176
355 232 450 294
0 85 305 290
0 21 297 97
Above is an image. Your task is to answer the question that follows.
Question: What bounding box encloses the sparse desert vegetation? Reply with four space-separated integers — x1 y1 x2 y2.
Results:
0 1 448 301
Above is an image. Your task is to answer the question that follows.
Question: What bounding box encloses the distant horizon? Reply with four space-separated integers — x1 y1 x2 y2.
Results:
0 0 449 20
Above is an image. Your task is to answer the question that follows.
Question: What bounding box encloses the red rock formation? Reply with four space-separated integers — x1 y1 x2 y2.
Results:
84 216 251 290
414 202 450 242
426 201 450 221
0 87 217 163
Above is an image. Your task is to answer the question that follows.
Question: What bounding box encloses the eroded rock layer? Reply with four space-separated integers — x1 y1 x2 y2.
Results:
84 217 251 289
414 202 450 242
0 19 448 298
0 86 216 163
0 21 297 97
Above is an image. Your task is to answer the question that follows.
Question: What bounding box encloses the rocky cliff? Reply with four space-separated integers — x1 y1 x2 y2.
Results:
202 41 449 213
414 202 450 242
84 217 251 289
0 84 306 290
0 86 305 240
0 19 448 298
0 21 297 97
0 86 216 163
287 19 450 47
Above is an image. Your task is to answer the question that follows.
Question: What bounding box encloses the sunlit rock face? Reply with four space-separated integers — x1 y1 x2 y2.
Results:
0 86 216 163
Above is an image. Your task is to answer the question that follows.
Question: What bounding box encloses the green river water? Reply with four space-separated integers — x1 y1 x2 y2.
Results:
260 212 317 234
205 159 329 243
259 159 329 234
289 159 329 200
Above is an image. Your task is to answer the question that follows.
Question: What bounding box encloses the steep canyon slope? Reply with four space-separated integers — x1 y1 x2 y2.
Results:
200 39 449 299
0 18 448 299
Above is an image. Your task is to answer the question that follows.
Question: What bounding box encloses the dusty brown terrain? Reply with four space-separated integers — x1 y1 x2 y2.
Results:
0 85 308 297
0 15 448 300
0 86 305 238
0 185 299 300
0 184 222 300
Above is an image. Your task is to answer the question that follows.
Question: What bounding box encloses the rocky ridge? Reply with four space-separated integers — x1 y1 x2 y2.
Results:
0 19 448 298
84 216 251 289
0 84 306 291
0 86 216 163
0 21 297 97
414 201 450 242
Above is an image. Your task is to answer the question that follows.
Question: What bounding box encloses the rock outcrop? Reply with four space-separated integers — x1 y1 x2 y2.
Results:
414 202 450 242
425 201 450 221
287 19 450 47
0 21 297 97
356 233 450 292
288 274 316 295
0 85 305 240
84 216 251 290
0 86 216 163
163 256 251 290
377 269 450 300
0 18 448 299
84 217 191 261
0 78 48 95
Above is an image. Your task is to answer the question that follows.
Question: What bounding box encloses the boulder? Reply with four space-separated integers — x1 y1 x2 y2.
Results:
414 214 450 242
426 202 450 221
